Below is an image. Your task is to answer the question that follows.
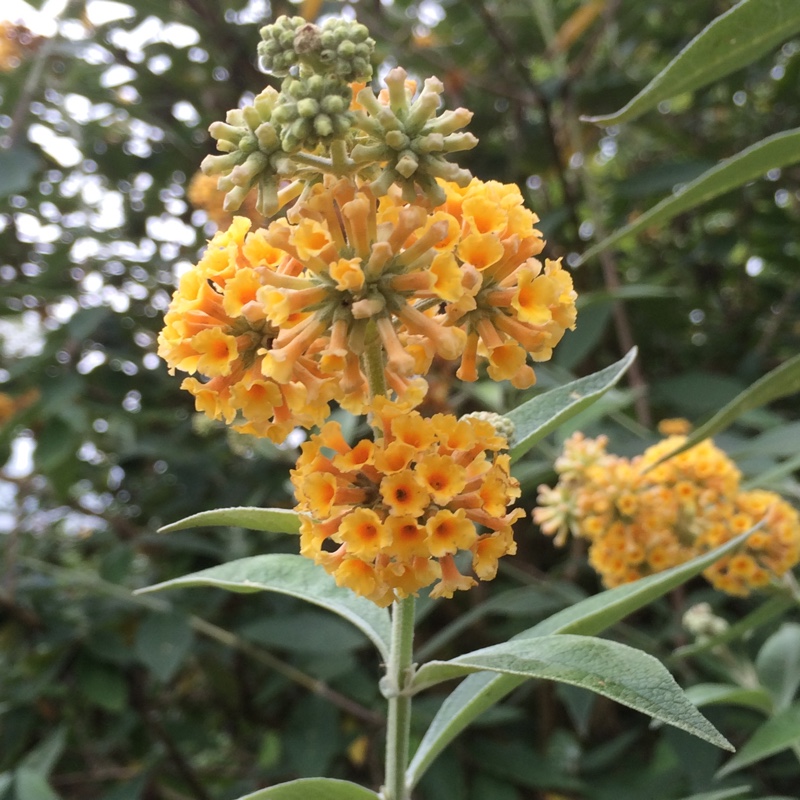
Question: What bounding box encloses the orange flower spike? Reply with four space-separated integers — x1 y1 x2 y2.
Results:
380 470 431 517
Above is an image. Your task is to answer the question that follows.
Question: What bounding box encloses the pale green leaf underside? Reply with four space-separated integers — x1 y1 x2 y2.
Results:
134 554 390 661
412 635 731 750
232 778 380 800
717 703 800 777
647 352 800 469
407 530 752 788
158 507 300 535
507 347 636 463
579 128 800 263
584 0 800 126
684 683 773 715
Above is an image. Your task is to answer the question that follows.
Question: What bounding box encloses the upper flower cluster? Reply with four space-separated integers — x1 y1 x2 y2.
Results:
160 174 577 439
291 400 522 605
534 427 800 596
202 16 477 213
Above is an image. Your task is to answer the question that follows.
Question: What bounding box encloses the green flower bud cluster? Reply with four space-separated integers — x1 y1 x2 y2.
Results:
257 15 305 76
272 73 353 152
462 412 516 448
350 67 478 205
200 87 289 217
258 16 375 82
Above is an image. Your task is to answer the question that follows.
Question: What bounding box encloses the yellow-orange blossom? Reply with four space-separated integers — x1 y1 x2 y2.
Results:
535 428 800 596
291 400 523 605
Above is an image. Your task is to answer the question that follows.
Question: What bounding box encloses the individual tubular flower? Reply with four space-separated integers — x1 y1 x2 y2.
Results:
201 87 302 217
292 409 523 606
157 218 336 443
534 427 800 596
351 67 478 204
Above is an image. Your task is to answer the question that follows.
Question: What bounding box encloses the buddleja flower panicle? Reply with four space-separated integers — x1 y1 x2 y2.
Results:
535 426 800 596
292 404 522 606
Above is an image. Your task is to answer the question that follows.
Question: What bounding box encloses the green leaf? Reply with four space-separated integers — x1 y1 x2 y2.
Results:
579 128 800 263
684 683 773 715
229 778 379 800
18 728 66 776
158 507 300 535
645 353 800 470
410 635 731 750
135 554 390 660
676 789 751 800
0 144 41 199
717 702 800 777
583 0 800 126
756 623 800 714
134 612 195 682
407 530 752 789
14 770 61 800
506 347 637 463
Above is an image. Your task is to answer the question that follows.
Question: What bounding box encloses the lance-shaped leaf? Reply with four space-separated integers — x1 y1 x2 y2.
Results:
410 635 731 750
646 353 800 470
135 554 390 661
407 529 752 789
158 507 300 535
583 0 800 126
717 703 800 777
506 347 636 463
232 778 380 799
579 128 800 263
684 683 773 715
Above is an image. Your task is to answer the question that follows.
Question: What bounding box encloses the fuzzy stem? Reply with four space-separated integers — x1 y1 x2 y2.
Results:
363 321 388 403
382 595 416 800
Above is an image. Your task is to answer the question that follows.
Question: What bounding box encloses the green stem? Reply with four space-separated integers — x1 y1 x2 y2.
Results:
363 321 388 404
383 595 416 800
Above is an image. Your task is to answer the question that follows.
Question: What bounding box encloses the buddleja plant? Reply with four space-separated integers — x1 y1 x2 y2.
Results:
137 16 757 800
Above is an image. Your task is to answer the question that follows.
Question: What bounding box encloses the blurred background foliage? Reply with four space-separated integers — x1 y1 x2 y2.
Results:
1 0 799 798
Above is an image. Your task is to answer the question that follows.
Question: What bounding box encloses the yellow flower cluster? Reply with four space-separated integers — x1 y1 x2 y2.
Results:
535 429 800 596
158 218 337 443
292 400 523 605
161 173 577 440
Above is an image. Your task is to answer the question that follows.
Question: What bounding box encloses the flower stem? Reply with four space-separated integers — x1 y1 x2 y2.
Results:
383 595 416 800
363 321 388 402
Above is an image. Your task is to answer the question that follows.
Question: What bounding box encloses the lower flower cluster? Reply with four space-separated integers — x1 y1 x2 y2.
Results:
534 427 800 596
291 402 522 606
